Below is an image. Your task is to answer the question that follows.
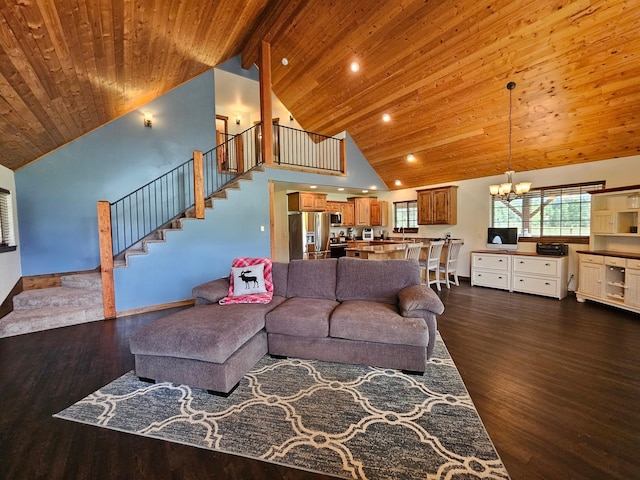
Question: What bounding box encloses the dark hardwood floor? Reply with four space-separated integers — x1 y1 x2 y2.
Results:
1 283 639 479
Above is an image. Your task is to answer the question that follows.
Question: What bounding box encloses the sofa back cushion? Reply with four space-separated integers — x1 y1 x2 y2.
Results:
336 257 421 304
272 262 289 298
286 258 338 299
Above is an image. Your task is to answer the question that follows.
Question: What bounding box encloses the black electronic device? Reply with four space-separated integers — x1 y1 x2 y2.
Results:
536 242 568 256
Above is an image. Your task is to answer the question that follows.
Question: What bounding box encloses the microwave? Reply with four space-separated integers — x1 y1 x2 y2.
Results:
330 212 342 225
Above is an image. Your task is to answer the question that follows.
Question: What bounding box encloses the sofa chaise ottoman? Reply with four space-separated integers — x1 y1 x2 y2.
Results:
130 257 444 394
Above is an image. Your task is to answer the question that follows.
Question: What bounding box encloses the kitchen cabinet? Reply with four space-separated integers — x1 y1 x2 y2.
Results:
287 192 327 212
370 201 388 226
471 251 568 299
417 186 457 225
349 197 372 226
341 202 355 226
325 201 342 214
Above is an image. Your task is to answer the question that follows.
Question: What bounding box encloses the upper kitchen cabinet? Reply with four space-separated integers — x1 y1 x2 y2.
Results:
288 192 327 212
349 197 372 226
341 201 355 226
370 200 389 226
417 186 458 225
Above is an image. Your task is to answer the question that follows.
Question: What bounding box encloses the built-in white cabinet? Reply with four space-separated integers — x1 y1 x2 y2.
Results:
576 252 640 313
576 186 640 314
471 251 568 299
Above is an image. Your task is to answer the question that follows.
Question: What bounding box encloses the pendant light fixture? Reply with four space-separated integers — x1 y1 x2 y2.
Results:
489 81 532 202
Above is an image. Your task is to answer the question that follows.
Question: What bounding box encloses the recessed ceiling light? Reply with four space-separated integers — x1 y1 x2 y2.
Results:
310 185 317 189
370 186 377 190
338 187 345 191
406 154 416 162
382 113 391 122
395 180 402 186
350 61 360 72
362 189 369 193
281 58 289 66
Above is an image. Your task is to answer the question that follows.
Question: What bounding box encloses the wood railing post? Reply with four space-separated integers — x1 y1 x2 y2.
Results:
259 40 274 166
234 135 245 174
97 201 116 319
193 150 204 219
340 138 347 174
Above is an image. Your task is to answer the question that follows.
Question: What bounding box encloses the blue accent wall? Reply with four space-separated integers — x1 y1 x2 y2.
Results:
114 173 271 311
13 61 388 311
15 71 217 276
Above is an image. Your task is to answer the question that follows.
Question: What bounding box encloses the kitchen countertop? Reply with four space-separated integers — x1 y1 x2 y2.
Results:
345 243 410 260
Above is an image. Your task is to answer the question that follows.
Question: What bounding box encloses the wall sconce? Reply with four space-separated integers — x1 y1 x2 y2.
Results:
235 115 241 125
143 113 152 128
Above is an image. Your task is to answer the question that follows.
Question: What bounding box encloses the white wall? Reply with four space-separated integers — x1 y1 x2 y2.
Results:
378 155 640 291
0 164 21 303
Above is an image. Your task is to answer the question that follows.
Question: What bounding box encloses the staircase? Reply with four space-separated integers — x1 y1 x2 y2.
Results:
114 166 262 268
0 273 103 338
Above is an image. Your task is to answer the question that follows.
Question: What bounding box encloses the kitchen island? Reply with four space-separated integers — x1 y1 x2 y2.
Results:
345 243 409 260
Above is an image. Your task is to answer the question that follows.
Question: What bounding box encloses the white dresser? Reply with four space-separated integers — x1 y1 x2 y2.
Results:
471 251 568 300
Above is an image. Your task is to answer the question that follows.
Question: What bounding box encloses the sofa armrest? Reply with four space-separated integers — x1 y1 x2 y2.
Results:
398 284 445 316
191 277 230 304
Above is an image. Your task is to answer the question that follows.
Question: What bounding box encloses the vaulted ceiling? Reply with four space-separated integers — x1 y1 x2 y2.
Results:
1 0 638 190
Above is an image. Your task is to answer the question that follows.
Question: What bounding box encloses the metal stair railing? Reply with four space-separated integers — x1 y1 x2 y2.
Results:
107 123 345 256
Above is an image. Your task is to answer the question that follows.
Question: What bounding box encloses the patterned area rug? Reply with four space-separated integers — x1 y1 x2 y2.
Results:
55 336 509 479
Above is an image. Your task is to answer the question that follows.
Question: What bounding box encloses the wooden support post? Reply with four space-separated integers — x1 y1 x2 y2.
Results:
97 201 116 319
340 138 347 174
269 181 276 260
259 40 274 166
193 150 204 219
234 135 245 174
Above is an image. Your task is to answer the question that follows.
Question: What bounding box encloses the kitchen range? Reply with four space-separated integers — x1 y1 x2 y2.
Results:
329 231 348 258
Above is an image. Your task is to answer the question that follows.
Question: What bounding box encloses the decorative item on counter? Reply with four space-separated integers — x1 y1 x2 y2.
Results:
631 226 638 233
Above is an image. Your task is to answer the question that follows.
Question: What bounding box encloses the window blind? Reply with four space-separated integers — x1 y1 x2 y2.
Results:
0 187 15 246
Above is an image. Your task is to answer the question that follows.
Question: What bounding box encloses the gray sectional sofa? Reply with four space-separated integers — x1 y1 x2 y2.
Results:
129 257 445 394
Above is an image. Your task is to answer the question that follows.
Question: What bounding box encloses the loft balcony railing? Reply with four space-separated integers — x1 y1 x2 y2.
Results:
99 122 345 257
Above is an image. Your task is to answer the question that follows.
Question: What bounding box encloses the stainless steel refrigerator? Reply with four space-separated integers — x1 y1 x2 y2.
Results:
288 212 331 260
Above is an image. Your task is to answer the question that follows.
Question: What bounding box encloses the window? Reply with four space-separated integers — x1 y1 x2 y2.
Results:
491 181 605 241
1 187 16 248
394 200 418 232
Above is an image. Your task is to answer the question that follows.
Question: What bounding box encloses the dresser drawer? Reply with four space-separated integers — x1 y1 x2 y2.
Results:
513 256 559 276
627 258 640 270
579 254 603 265
472 254 510 271
472 270 510 290
513 274 559 298
604 256 626 268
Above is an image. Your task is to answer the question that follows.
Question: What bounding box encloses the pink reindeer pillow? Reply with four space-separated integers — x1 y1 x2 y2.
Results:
219 257 274 305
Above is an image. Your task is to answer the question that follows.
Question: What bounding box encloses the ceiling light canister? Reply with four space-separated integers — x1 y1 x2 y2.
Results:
406 154 416 162
350 61 360 72
382 113 391 122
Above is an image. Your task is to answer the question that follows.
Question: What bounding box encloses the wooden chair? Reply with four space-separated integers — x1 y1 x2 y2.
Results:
439 239 463 288
404 242 423 261
423 240 445 290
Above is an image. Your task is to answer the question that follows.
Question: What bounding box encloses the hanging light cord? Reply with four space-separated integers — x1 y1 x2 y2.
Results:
507 81 516 172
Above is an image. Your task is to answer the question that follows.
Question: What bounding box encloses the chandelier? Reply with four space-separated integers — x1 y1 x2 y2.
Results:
489 81 532 202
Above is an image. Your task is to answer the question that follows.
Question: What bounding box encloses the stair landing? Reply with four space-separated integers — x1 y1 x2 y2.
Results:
0 273 104 338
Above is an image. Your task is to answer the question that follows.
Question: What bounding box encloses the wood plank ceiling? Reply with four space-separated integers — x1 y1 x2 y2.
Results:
1 0 639 190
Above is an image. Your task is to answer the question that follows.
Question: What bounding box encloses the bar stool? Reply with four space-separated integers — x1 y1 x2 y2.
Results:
404 242 423 262
439 239 463 287
423 240 445 290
